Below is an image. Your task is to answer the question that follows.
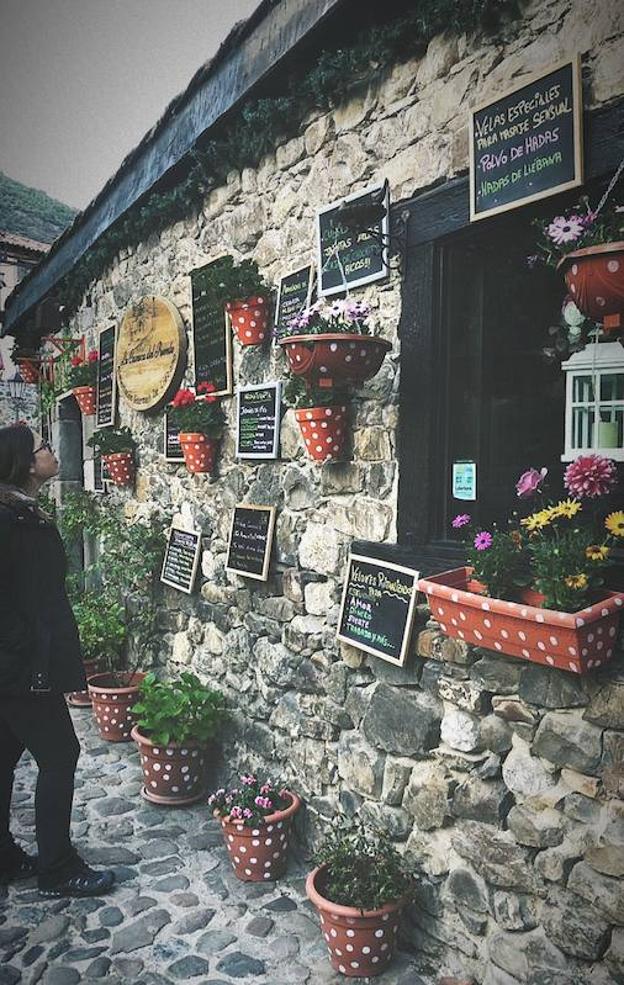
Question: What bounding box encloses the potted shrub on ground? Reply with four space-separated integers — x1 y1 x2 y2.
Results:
87 427 136 486
131 672 227 806
168 383 226 473
222 257 271 346
306 814 413 978
283 373 349 463
69 348 98 415
209 774 301 881
67 590 126 708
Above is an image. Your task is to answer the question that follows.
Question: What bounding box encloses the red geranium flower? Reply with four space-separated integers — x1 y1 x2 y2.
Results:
87 349 99 363
197 382 218 403
171 388 196 408
71 355 83 367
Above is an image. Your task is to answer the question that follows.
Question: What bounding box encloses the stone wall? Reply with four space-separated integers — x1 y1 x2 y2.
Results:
51 1 624 981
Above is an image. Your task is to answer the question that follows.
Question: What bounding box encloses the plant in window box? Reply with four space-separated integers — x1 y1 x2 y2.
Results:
220 257 271 346
305 814 413 978
283 373 349 462
87 427 136 486
277 298 391 388
419 457 624 674
67 589 126 710
68 348 98 415
168 384 226 473
209 774 301 881
130 672 227 805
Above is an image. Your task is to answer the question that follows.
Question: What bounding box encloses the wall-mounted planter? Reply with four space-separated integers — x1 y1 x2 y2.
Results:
88 672 145 741
418 566 624 675
15 358 41 384
295 405 347 462
219 790 301 882
226 296 269 345
72 386 96 416
102 451 134 487
131 726 207 806
179 432 218 473
278 333 391 387
558 241 624 331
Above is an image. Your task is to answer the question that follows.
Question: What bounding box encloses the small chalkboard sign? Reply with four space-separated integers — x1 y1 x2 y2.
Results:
191 261 233 397
470 57 583 222
337 553 420 667
96 325 117 428
275 266 314 335
163 412 185 463
236 382 281 460
226 505 276 582
317 184 389 297
161 526 202 594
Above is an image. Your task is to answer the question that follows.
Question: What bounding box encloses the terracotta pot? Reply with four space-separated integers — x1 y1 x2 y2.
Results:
73 386 96 416
66 658 99 708
278 333 391 387
419 567 624 674
102 451 134 487
558 241 624 331
15 358 40 384
226 296 269 345
306 864 405 977
178 433 218 473
219 790 301 882
295 405 347 462
131 726 207 805
88 672 145 741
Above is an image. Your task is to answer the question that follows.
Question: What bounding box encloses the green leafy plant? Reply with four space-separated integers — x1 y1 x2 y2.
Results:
314 814 413 912
216 256 269 302
68 349 98 388
282 373 349 410
209 774 290 827
72 589 126 665
131 671 227 745
87 426 136 455
168 383 226 436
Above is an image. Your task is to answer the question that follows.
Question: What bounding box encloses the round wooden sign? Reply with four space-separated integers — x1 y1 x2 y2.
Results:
116 297 187 412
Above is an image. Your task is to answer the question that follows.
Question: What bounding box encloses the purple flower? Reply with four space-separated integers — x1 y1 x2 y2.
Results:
547 215 584 245
474 531 493 551
240 774 256 786
230 806 243 819
242 808 253 818
452 513 471 529
254 796 273 810
515 467 548 499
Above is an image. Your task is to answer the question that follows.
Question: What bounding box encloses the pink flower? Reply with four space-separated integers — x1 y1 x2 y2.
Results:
229 806 243 819
240 774 256 786
87 349 99 363
516 467 548 499
260 783 272 794
254 796 273 810
546 215 585 245
242 808 253 819
452 513 471 529
564 454 618 499
474 531 493 551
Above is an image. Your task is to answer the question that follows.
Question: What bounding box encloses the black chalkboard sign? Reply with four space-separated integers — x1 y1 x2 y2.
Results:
163 412 184 463
337 553 420 667
317 185 389 297
191 262 233 397
96 325 116 428
470 57 583 222
275 266 314 335
236 383 281 460
226 505 276 582
160 526 202 594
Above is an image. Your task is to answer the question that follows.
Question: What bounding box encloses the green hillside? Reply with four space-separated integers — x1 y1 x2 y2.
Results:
0 172 78 245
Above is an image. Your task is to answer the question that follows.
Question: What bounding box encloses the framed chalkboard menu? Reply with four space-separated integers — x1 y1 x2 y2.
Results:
337 553 420 667
470 57 583 222
274 266 314 335
163 412 184 463
160 526 202 594
96 324 117 428
226 505 276 582
236 383 281 460
191 261 233 397
317 184 389 297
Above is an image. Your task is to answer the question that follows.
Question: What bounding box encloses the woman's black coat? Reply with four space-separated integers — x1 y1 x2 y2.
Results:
0 488 85 695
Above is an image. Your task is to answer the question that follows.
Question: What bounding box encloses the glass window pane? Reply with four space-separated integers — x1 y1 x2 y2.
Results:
597 408 623 450
573 375 594 403
600 373 624 402
573 406 594 449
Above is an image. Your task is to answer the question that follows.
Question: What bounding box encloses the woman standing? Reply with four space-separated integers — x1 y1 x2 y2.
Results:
0 423 115 897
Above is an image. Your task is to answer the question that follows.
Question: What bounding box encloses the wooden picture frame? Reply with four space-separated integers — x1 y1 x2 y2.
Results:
317 183 390 297
96 324 117 428
191 262 234 398
160 526 202 595
225 504 276 582
235 382 282 460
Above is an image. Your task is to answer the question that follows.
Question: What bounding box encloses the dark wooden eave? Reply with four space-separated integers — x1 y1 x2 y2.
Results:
3 0 347 337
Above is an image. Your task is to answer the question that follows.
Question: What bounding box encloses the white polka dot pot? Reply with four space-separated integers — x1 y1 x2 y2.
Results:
295 405 347 462
306 864 405 978
66 658 100 708
131 726 207 806
102 452 135 487
278 333 392 388
418 566 624 675
218 790 302 882
87 672 146 742
558 241 624 330
179 432 218 474
15 358 41 384
225 296 269 346
72 386 96 416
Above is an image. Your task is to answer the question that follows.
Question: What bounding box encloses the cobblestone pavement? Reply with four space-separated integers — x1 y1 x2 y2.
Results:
0 707 432 985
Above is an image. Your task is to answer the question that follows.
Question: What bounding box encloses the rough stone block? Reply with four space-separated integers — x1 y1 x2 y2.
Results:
585 845 624 878
470 653 523 695
481 715 513 754
533 711 602 774
568 861 624 924
337 730 385 798
452 821 538 893
451 777 512 825
585 681 624 729
298 522 343 574
362 683 441 755
403 761 453 830
444 866 489 914
440 707 481 752
502 739 559 803
382 757 413 806
542 888 610 959
438 676 487 713
491 892 539 932
487 927 568 982
507 804 563 848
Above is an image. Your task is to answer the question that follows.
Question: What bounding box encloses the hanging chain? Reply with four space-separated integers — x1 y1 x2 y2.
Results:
593 153 624 217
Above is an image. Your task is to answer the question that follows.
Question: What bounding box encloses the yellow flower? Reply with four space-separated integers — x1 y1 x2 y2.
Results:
605 511 624 538
552 498 582 520
586 544 610 562
521 509 553 531
565 573 588 590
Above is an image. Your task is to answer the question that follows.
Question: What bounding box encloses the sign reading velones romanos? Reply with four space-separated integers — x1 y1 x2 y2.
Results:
116 296 187 411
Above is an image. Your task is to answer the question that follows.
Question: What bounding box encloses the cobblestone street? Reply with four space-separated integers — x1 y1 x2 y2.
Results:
0 707 429 985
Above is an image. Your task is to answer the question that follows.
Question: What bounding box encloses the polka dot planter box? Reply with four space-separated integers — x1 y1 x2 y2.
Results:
278 333 391 387
418 567 624 675
219 790 301 882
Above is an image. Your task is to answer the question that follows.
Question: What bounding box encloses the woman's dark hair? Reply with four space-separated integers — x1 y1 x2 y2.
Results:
0 424 35 488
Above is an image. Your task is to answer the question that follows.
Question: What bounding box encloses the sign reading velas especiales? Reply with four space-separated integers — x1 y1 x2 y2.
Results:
337 553 420 667
160 526 202 594
469 57 583 221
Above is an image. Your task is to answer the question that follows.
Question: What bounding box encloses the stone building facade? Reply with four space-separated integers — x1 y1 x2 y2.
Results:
5 1 624 982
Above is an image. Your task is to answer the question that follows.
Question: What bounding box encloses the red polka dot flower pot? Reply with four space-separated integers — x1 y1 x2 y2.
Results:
15 357 41 384
131 726 207 806
102 451 135 487
226 296 269 345
72 386 96 416
295 405 347 462
558 241 624 332
419 567 624 675
278 333 391 387
88 672 145 742
179 432 218 474
218 790 301 882
67 658 100 708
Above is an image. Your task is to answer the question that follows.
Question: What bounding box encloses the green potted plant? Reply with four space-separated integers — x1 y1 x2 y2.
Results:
283 373 349 462
221 257 271 346
87 427 136 486
68 348 98 416
130 672 227 805
209 774 301 881
67 589 126 708
168 384 226 473
306 814 413 978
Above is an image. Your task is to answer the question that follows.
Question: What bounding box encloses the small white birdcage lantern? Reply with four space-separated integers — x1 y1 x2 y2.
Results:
561 341 624 461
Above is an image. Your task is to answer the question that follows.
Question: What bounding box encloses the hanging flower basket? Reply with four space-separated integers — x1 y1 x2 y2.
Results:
179 433 218 473
558 241 624 331
218 791 301 882
15 358 41 384
131 726 207 806
66 658 99 708
295 405 347 462
418 567 624 675
88 672 145 742
278 334 391 387
226 296 269 345
102 451 134 487
72 386 96 416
